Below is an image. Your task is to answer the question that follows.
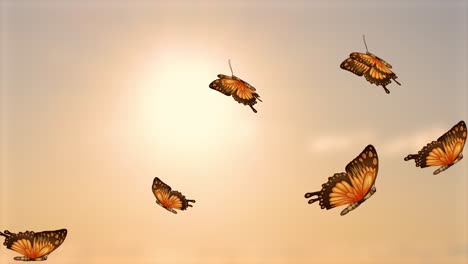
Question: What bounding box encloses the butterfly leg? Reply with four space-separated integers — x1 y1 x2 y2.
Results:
393 78 401 86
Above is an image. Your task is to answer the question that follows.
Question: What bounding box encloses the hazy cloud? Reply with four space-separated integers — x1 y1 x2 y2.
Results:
380 126 446 156
309 126 447 157
308 130 375 154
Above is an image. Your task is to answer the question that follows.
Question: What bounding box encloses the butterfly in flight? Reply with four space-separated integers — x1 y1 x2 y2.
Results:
0 229 67 261
340 35 401 94
404 121 466 175
152 177 195 214
209 60 262 113
305 145 379 216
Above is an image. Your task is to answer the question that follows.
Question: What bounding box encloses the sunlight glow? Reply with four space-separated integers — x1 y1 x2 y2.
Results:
133 50 256 154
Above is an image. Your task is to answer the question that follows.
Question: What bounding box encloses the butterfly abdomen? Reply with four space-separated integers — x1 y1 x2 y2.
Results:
340 202 359 216
14 255 48 261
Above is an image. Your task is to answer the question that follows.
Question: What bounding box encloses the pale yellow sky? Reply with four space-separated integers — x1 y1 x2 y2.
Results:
1 0 467 263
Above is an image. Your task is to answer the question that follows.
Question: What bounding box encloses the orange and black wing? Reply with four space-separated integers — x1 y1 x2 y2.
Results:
168 190 195 212
344 144 379 199
0 229 67 261
340 56 371 77
341 52 400 94
305 145 378 215
209 74 261 113
405 121 466 174
152 177 195 214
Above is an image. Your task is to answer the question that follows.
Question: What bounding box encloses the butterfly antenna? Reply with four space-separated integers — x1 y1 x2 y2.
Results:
228 59 234 76
363 35 369 53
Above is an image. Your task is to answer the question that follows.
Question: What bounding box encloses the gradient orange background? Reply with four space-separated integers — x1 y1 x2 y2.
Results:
1 1 467 263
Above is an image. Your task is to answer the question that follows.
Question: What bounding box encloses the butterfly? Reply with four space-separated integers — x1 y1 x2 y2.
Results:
305 145 379 216
209 60 262 113
0 229 67 261
152 177 195 214
404 121 466 175
340 35 401 94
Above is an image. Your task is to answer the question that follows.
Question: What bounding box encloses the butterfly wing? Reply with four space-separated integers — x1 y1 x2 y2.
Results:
344 144 379 199
152 177 195 214
209 74 261 113
152 177 176 213
305 172 355 210
209 75 234 96
167 190 193 211
340 57 371 76
342 52 400 94
357 53 396 88
305 145 378 215
350 52 393 70
405 121 466 174
1 229 67 260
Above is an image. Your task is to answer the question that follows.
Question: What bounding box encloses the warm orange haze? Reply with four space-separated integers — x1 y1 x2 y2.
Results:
1 0 467 263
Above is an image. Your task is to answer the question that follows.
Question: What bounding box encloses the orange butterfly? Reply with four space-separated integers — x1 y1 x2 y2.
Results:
209 60 262 113
305 145 379 216
152 177 195 214
405 121 466 175
0 229 67 261
340 35 401 94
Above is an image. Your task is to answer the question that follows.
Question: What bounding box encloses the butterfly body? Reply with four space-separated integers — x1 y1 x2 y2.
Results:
152 177 195 214
0 229 67 261
340 36 401 94
305 145 379 216
405 121 466 175
209 65 262 113
340 186 376 216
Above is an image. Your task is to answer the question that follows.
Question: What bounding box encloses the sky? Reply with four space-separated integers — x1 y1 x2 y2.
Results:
1 0 467 263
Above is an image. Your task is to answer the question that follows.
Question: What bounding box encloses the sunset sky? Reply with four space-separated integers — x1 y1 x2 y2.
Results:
1 0 467 263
